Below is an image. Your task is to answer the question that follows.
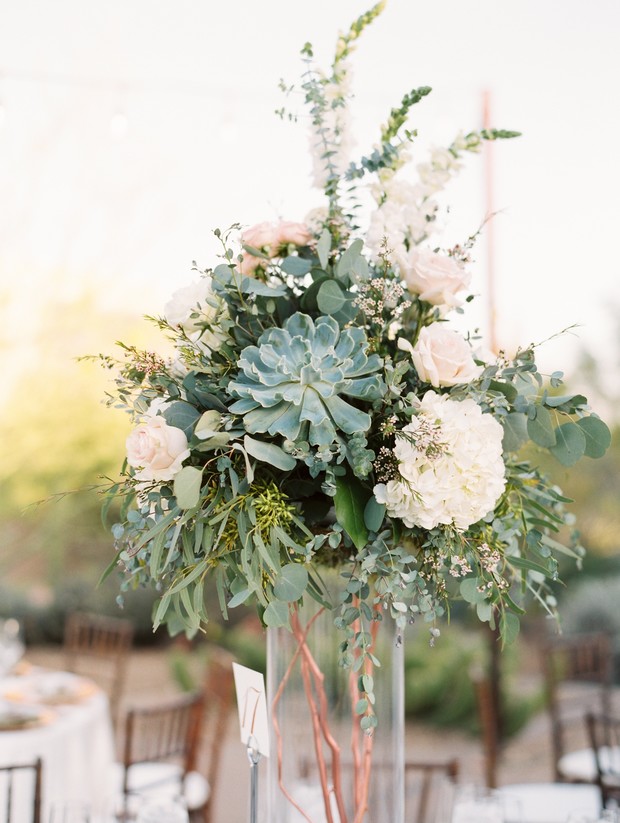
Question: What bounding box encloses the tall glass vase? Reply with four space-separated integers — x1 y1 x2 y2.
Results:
266 579 405 823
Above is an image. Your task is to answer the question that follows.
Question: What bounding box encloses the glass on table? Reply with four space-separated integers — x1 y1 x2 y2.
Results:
450 785 506 823
594 810 620 823
0 618 25 677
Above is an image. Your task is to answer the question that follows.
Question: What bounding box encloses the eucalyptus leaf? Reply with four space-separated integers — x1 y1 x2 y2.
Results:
513 373 538 400
163 401 201 439
182 373 227 412
263 600 291 628
240 277 288 297
243 435 297 471
577 416 611 458
273 563 309 602
460 578 487 604
502 413 528 452
332 296 359 326
544 393 587 409
549 421 586 466
499 611 520 645
173 466 203 510
476 601 493 623
280 256 312 276
195 410 223 439
317 280 347 314
228 588 252 608
364 497 386 532
509 555 554 578
335 239 364 281
299 275 330 312
527 405 556 447
488 380 518 403
317 229 331 269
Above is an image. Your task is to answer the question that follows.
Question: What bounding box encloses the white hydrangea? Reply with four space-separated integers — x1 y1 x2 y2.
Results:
373 391 506 530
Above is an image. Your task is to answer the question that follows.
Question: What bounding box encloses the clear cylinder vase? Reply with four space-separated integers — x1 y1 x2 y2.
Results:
265 579 405 823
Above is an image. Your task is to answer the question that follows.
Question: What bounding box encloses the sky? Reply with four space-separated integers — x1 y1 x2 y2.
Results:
1 0 620 386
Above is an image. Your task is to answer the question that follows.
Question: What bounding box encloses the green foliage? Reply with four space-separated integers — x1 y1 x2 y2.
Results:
88 5 610 735
404 628 541 737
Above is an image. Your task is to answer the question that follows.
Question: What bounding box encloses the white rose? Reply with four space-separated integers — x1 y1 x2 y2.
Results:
164 276 228 355
399 326 481 388
164 277 219 334
394 247 470 308
126 417 190 482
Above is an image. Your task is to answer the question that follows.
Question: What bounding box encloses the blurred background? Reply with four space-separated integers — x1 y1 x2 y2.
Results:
1 0 619 728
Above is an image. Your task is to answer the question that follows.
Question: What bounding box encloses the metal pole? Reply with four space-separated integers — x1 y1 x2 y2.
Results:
247 735 261 823
482 89 498 355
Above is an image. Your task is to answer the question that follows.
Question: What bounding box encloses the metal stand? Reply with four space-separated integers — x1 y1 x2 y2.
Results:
247 735 261 823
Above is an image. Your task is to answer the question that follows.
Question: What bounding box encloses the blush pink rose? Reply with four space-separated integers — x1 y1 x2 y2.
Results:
241 221 280 252
399 325 481 388
395 247 471 308
242 220 312 256
237 253 263 276
276 221 312 247
126 417 190 482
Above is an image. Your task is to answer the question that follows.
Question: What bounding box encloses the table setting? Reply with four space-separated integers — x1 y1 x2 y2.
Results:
46 796 190 822
436 781 612 823
0 649 116 822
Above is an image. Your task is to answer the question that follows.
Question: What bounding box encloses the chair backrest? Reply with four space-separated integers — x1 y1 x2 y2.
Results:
200 652 235 823
585 712 620 807
64 611 133 725
122 690 205 797
474 676 500 790
405 758 459 823
541 632 612 779
0 759 42 823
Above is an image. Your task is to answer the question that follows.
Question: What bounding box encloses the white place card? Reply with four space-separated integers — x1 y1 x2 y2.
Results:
232 662 270 758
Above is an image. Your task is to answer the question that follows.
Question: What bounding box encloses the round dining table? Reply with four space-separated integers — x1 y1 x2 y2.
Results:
0 668 116 820
496 782 602 823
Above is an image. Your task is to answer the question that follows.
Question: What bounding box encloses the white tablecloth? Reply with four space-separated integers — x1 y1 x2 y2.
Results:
496 782 602 823
0 670 116 819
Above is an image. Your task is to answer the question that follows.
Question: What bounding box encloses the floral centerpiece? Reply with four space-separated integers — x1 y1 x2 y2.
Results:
95 3 610 820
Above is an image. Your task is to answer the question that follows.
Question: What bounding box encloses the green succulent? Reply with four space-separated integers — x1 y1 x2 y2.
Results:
228 312 385 447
